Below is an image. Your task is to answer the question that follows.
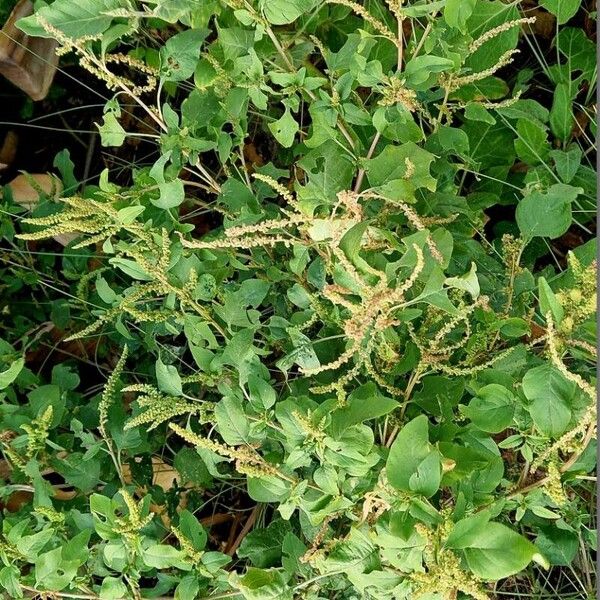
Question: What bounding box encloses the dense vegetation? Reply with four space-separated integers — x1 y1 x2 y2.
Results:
0 0 596 598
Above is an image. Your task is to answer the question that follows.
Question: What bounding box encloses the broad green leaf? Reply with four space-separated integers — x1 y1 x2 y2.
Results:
174 447 213 486
365 143 436 192
403 55 454 89
276 329 319 372
330 383 398 436
143 544 187 569
465 1 520 72
16 528 53 558
540 0 581 24
535 527 578 566
464 102 496 124
237 520 290 568
444 0 476 32
387 415 441 497
248 475 290 503
538 276 564 324
155 179 185 209
110 258 153 281
445 263 480 298
234 567 293 600
523 364 575 437
215 396 250 445
100 577 128 600
17 0 124 38
408 450 442 497
117 205 145 224
0 357 24 390
161 29 208 81
514 119 549 165
97 112 126 147
268 108 299 148
516 184 582 239
156 357 183 397
402 0 446 17
555 27 596 82
248 374 277 410
142 0 199 22
550 82 575 141
179 510 208 551
550 147 582 183
296 140 354 211
260 0 313 24
462 384 515 433
0 566 22 599
447 518 540 580
52 452 101 492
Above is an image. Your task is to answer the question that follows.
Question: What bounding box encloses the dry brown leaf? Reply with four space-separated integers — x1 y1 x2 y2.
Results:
0 131 18 169
5 173 78 246
6 173 63 207
151 456 181 490
123 455 182 491
0 0 59 101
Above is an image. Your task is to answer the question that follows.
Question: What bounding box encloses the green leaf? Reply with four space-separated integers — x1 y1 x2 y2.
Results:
234 567 293 600
514 119 549 165
330 383 398 436
447 518 540 580
99 577 128 600
0 566 22 599
35 546 80 591
53 452 101 492
215 396 250 445
141 0 200 22
296 140 354 211
465 1 520 72
237 520 290 568
540 0 581 24
365 143 436 192
408 450 442 497
248 475 290 503
109 258 153 281
16 528 53 558
17 0 124 38
276 329 320 372
156 357 183 397
445 263 480 299
260 0 313 25
0 357 24 390
550 146 582 183
268 108 299 148
387 415 441 497
462 384 515 433
248 374 277 410
535 527 578 565
444 0 476 32
154 179 185 209
464 103 496 124
403 55 455 89
179 510 208 551
161 29 208 82
523 364 575 437
538 276 564 324
516 184 582 239
550 82 575 141
174 447 213 486
117 206 145 224
143 544 187 569
97 112 126 147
